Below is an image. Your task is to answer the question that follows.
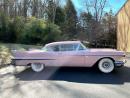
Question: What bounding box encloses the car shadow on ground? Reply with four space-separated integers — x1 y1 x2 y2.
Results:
15 65 130 85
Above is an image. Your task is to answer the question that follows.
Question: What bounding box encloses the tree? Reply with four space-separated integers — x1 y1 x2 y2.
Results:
0 13 16 43
64 0 78 39
22 0 30 18
88 9 117 48
20 17 61 44
20 17 46 44
79 12 94 41
47 0 61 23
54 6 65 26
101 10 117 48
80 0 108 46
13 16 26 42
44 23 61 43
84 0 108 22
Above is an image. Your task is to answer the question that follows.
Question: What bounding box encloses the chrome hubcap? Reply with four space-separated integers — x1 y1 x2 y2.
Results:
35 64 42 69
102 62 110 69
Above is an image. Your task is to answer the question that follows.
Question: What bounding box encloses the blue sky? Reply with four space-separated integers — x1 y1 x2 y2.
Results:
71 0 127 14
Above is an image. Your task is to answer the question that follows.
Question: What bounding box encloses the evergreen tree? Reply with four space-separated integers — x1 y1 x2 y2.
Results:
64 0 78 39
55 6 65 26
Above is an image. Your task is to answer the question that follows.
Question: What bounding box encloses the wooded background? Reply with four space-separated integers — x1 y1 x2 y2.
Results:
0 0 116 48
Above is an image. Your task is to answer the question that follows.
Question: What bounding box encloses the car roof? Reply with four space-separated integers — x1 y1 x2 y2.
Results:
45 41 81 47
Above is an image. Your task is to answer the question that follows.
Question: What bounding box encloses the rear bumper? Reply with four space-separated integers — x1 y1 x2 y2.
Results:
114 60 127 67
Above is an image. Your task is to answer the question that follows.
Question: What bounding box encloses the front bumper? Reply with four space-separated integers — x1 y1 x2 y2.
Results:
114 60 127 67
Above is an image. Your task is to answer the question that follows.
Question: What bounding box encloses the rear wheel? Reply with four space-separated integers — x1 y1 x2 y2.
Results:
31 63 44 72
98 58 114 73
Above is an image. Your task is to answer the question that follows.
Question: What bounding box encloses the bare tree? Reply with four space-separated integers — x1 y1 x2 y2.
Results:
0 0 62 20
47 0 61 23
80 0 109 45
85 0 107 22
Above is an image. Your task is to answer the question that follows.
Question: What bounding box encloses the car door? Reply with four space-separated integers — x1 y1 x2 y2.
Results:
42 45 62 66
58 44 86 67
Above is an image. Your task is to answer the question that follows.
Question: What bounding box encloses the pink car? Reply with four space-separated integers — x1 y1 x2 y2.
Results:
12 41 126 73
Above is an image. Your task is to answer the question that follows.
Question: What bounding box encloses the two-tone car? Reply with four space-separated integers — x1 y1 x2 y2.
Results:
11 41 126 73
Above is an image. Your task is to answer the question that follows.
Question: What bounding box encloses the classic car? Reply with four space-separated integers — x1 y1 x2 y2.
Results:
11 41 126 73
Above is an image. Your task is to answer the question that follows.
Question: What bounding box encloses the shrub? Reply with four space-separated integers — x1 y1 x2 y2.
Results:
0 45 13 67
20 17 61 45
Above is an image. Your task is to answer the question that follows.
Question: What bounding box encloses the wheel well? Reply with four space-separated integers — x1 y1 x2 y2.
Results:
93 57 115 67
27 63 45 66
27 63 31 66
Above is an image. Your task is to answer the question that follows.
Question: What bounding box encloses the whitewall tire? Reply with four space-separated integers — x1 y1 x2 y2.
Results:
31 63 44 72
98 58 114 73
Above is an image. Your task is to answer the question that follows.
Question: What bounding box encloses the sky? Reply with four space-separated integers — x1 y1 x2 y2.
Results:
71 0 127 14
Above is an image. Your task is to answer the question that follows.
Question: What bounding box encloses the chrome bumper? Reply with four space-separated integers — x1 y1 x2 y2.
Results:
114 60 127 67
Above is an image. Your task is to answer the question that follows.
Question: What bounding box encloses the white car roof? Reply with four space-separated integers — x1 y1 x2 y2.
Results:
45 41 81 47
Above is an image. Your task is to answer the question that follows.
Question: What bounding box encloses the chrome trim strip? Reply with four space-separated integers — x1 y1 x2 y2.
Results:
12 59 56 60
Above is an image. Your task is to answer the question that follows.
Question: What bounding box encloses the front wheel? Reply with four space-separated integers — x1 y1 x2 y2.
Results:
31 63 44 72
98 58 114 73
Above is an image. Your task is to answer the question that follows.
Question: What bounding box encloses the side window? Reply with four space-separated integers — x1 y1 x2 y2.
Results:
46 45 59 52
59 44 78 51
52 45 59 51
